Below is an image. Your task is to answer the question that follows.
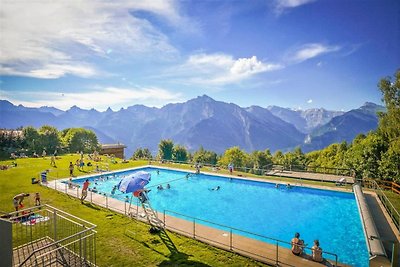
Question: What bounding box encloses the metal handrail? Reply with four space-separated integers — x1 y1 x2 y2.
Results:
8 205 97 266
32 231 97 265
366 180 400 231
19 229 97 266
163 209 338 265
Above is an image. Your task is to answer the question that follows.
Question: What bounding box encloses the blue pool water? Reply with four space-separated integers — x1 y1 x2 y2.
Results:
71 167 368 266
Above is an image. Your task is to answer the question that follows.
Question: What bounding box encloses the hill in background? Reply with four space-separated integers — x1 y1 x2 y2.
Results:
0 96 385 156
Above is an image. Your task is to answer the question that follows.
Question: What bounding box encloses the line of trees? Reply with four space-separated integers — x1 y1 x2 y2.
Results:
133 70 399 182
0 125 100 156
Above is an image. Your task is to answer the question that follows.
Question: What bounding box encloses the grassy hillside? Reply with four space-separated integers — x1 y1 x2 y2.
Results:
0 154 266 267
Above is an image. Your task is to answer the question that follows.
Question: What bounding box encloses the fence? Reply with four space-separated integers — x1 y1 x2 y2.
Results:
149 159 353 179
364 179 400 232
4 205 97 267
50 180 342 267
161 210 339 267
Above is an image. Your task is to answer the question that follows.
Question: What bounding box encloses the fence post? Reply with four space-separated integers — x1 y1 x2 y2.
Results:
106 195 108 209
163 210 166 227
275 241 279 266
392 241 399 267
90 191 92 203
53 210 57 241
193 219 196 238
230 229 232 250
136 198 139 216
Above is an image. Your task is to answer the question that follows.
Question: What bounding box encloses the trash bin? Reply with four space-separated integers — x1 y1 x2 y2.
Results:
41 172 47 183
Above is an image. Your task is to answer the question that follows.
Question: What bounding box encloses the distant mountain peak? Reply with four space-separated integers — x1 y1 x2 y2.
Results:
67 105 86 112
197 94 214 101
361 102 380 108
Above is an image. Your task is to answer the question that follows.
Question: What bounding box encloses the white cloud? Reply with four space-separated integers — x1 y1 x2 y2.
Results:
274 0 317 15
0 0 183 79
1 87 182 110
179 53 282 86
288 43 341 63
307 99 313 104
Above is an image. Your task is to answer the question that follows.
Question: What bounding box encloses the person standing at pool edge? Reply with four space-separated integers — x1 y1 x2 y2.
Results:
81 179 90 203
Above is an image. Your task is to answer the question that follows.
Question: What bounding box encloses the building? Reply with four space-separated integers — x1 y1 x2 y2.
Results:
100 143 127 159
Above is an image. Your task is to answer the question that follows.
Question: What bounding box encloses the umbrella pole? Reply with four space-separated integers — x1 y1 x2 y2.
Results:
128 194 134 217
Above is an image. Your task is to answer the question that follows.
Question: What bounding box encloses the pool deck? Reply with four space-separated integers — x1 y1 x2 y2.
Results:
45 179 349 267
44 165 397 267
263 170 354 184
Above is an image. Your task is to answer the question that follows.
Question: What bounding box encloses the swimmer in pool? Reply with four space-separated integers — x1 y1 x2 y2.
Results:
111 185 117 195
210 186 220 191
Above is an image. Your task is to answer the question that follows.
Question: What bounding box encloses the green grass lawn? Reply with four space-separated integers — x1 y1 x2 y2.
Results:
0 155 267 267
1 155 398 266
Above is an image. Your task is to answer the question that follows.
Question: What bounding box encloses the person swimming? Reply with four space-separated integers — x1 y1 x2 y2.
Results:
111 185 117 195
157 185 164 190
166 184 171 189
210 186 220 191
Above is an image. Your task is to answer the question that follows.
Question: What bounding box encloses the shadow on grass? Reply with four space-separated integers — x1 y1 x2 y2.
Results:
124 227 211 266
157 229 211 267
82 202 101 210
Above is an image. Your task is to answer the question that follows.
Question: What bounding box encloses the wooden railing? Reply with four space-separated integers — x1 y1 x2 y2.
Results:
392 182 400 195
365 179 400 195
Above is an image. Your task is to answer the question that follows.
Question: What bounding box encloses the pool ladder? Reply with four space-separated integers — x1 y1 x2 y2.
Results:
140 197 164 230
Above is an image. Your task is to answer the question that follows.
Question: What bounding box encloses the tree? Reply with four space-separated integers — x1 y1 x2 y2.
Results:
377 70 400 181
173 145 188 162
378 69 400 141
272 150 284 165
379 140 400 182
158 139 174 160
132 148 144 159
345 133 386 179
218 146 250 169
38 125 60 153
22 126 40 152
250 150 272 170
192 146 218 165
62 128 99 153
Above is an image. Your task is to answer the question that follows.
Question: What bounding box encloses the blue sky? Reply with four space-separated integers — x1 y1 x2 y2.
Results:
0 0 399 111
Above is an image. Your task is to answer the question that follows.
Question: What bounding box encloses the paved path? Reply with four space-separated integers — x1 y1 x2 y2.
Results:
264 170 354 184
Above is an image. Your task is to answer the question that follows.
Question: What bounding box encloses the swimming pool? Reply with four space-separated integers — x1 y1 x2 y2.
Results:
71 167 368 266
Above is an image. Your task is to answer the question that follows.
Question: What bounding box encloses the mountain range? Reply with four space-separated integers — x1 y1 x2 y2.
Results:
0 96 385 156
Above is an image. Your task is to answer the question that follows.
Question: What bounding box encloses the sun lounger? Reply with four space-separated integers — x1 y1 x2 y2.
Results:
336 177 346 186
